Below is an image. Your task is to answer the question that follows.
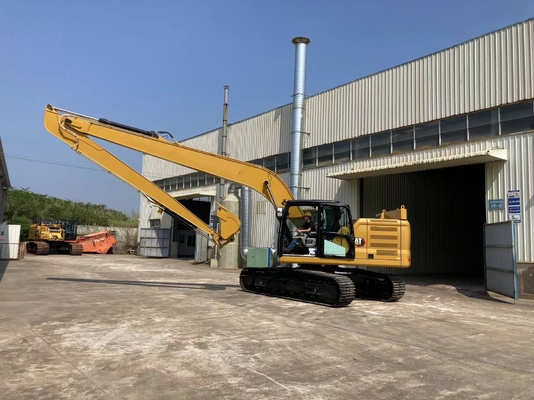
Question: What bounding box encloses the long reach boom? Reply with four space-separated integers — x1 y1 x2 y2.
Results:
43 104 245 248
44 104 295 210
43 104 303 245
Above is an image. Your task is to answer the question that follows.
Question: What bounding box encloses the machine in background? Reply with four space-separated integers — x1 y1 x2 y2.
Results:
26 219 83 256
76 230 118 254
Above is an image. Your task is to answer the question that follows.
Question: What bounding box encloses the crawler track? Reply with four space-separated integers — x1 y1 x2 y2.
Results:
240 265 406 305
239 267 355 307
68 243 83 256
26 241 83 256
26 241 50 255
343 268 406 302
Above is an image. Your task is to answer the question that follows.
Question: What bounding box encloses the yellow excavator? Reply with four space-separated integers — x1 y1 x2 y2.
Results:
43 104 411 307
27 218 83 256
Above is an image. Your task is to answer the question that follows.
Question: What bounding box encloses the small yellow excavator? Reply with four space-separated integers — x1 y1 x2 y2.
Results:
26 218 83 255
42 104 411 307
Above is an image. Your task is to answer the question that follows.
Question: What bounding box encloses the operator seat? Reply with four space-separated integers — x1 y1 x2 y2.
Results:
332 226 351 254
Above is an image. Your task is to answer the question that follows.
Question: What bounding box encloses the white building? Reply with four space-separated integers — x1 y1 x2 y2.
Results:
140 18 534 284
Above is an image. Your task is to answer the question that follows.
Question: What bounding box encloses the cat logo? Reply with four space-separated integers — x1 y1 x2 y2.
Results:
355 237 366 247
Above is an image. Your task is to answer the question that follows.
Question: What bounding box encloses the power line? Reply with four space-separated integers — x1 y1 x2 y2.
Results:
6 154 103 171
5 154 168 179
212 109 223 129
228 104 254 115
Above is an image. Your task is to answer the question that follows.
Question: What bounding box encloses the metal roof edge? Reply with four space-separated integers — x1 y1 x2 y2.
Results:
0 137 12 189
327 148 508 179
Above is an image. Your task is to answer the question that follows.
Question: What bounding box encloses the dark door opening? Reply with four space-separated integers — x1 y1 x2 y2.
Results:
172 198 211 258
361 164 487 277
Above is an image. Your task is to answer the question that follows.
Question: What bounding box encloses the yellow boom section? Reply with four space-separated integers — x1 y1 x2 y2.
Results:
43 105 240 248
44 105 295 210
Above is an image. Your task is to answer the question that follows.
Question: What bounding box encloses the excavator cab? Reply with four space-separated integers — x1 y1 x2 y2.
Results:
278 200 355 259
62 219 78 241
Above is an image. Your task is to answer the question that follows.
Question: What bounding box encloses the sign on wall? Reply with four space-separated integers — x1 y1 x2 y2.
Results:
488 199 504 211
507 190 521 223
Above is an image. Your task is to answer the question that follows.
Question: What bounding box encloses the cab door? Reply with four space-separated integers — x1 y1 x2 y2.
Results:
318 204 355 259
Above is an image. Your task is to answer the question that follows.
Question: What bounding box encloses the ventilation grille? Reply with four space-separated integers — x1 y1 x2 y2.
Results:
369 226 399 255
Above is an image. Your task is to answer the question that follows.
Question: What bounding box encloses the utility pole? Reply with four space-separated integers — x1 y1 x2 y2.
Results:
215 86 230 236
220 85 229 198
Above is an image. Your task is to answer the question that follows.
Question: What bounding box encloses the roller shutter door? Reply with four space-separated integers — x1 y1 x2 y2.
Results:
361 164 486 276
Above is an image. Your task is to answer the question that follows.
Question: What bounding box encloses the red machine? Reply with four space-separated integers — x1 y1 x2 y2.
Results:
76 231 118 254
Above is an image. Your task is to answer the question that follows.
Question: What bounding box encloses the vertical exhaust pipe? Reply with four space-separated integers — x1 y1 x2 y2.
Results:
289 37 310 200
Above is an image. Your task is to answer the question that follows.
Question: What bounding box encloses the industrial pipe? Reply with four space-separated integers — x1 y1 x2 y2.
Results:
289 37 310 200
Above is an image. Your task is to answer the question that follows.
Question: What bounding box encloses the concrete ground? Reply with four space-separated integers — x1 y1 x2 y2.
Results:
1 255 534 400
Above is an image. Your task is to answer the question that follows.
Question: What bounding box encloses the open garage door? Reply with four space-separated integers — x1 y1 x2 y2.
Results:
483 221 519 300
172 198 211 258
360 164 487 276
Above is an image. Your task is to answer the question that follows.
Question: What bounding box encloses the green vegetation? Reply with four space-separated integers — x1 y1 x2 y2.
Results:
3 188 139 240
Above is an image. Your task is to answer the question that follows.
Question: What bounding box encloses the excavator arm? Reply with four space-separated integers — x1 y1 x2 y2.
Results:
44 105 296 213
43 105 240 248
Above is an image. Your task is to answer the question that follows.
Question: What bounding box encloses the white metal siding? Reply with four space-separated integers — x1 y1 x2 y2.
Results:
143 19 533 179
0 224 21 260
138 195 152 232
305 19 533 146
486 131 534 262
249 187 278 248
228 104 293 160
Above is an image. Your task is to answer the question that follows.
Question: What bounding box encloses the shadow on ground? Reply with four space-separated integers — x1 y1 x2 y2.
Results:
402 274 513 304
0 260 9 284
46 277 240 291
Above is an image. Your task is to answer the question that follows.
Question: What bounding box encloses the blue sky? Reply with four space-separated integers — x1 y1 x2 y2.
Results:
0 0 532 214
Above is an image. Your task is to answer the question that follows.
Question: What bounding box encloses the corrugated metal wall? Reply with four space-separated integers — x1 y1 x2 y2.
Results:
143 19 533 179
305 19 533 145
228 105 293 160
486 131 534 262
362 164 487 275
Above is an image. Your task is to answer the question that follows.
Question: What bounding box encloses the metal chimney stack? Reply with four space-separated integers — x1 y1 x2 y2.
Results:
289 37 310 199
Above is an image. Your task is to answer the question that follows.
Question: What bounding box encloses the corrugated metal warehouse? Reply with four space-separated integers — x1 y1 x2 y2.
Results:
139 18 534 282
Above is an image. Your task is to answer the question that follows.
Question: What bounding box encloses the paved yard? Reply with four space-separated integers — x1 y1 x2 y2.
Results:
1 254 534 400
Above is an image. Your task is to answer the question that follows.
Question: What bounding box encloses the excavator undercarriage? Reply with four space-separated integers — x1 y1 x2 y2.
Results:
240 267 356 307
26 240 83 256
239 266 404 307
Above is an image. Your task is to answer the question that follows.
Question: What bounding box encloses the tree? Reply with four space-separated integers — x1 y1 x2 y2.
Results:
3 188 138 233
